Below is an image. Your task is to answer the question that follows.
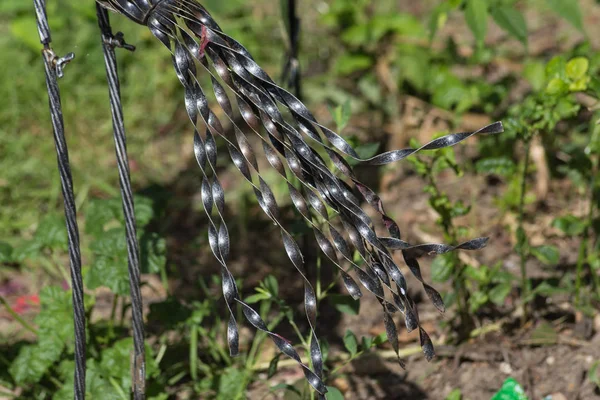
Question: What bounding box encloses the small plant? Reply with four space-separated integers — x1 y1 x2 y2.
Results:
493 54 597 319
407 139 513 336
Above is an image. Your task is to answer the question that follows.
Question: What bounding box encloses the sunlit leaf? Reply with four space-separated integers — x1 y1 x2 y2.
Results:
545 0 584 33
343 330 358 356
465 0 488 47
490 6 527 47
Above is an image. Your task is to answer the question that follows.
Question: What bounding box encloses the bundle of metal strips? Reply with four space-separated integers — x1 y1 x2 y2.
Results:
33 0 86 398
93 0 504 397
96 5 146 398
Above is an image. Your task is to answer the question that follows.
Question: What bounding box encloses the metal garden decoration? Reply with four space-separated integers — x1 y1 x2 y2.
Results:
33 0 504 398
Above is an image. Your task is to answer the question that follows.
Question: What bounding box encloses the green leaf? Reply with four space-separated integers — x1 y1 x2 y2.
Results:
343 330 358 356
523 61 547 91
55 360 124 400
552 215 586 236
36 286 76 345
133 196 155 228
328 294 360 315
397 44 430 91
546 56 567 80
0 241 13 263
372 332 387 346
532 281 570 297
85 198 120 236
334 54 373 75
545 0 584 33
325 386 345 400
139 232 166 274
340 24 370 46
264 274 279 296
469 291 488 313
445 389 462 400
476 157 516 177
86 255 131 296
465 0 488 48
431 254 454 283
328 99 352 131
268 354 281 379
465 265 489 284
90 227 127 257
244 292 270 304
9 336 63 385
428 4 448 41
566 57 589 80
12 240 43 262
217 367 247 400
85 196 154 235
35 214 68 250
361 336 373 350
546 78 568 95
531 245 560 265
490 6 527 47
489 283 511 306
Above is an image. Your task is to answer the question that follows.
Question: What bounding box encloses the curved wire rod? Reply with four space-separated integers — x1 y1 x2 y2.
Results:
96 5 146 399
33 0 86 398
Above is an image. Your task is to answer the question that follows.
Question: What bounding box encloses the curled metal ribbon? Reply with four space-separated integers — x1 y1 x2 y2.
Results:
97 0 504 395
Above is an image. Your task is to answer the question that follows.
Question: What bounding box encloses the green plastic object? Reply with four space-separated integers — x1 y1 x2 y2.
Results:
490 378 528 400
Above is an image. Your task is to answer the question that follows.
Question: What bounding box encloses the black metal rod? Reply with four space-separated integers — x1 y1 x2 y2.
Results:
33 0 86 398
96 5 146 399
282 0 302 99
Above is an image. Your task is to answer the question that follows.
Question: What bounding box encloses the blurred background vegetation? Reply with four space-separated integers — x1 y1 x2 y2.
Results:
1 0 600 399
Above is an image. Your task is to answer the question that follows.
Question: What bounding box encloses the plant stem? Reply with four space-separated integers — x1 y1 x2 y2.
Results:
0 295 38 335
315 254 322 301
518 138 532 321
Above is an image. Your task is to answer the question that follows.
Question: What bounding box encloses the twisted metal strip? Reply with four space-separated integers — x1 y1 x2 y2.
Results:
168 28 367 304
167 23 327 391
161 5 437 365
33 0 86 398
184 43 410 365
96 0 504 390
192 20 488 356
96 6 146 398
197 37 501 316
160 0 469 360
181 24 415 377
178 8 503 316
147 14 328 394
